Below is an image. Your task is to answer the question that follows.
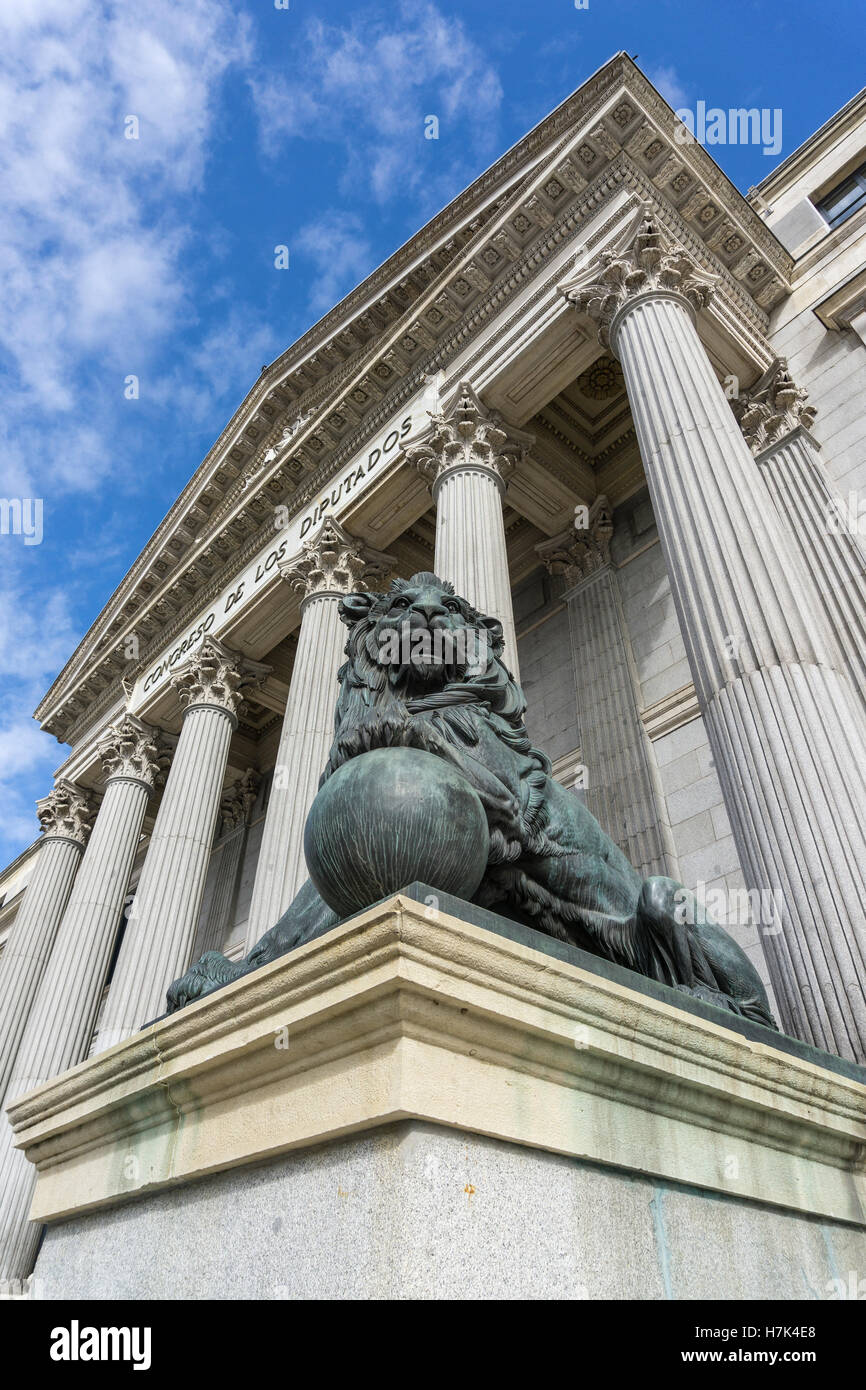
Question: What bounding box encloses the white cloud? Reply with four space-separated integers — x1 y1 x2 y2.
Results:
647 64 690 113
149 306 281 428
0 578 83 858
0 580 81 682
294 213 376 317
0 0 256 859
0 0 249 454
250 1 503 206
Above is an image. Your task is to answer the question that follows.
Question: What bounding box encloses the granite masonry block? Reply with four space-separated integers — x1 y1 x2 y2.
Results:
654 718 708 766
679 835 742 888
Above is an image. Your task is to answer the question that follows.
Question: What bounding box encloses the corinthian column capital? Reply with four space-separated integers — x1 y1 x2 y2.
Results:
97 713 170 794
35 780 94 847
279 516 394 602
535 496 615 586
559 204 716 350
731 358 818 455
170 636 270 723
407 381 534 499
219 768 260 834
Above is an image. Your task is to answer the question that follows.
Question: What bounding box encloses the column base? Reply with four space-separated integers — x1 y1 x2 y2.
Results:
9 890 866 1300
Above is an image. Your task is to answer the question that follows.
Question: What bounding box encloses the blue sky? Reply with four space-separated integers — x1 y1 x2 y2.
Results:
1 0 864 864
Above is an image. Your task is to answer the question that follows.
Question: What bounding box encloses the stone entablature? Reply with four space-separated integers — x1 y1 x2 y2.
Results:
34 54 792 753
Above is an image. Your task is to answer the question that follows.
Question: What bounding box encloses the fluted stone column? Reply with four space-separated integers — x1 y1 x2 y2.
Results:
194 770 259 958
733 358 866 705
562 207 866 1062
245 518 394 950
538 499 678 880
408 381 532 681
0 716 167 1282
96 639 269 1051
0 782 92 1106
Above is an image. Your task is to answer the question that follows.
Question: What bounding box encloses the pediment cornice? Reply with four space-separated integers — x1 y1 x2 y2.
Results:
37 54 793 745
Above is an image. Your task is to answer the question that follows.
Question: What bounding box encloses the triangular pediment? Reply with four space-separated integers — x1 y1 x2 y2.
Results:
37 52 793 749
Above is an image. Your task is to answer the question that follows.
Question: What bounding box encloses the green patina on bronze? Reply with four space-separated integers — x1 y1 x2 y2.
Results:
167 573 777 1031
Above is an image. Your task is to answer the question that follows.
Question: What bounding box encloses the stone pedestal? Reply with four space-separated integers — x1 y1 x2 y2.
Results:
7 891 866 1300
561 208 866 1064
244 518 393 951
408 381 532 681
96 639 269 1052
0 782 92 1105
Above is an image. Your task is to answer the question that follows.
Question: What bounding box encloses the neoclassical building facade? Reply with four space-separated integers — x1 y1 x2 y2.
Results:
2 55 866 1292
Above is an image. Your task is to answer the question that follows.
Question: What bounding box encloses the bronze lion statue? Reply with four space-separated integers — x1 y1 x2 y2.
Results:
167 572 776 1030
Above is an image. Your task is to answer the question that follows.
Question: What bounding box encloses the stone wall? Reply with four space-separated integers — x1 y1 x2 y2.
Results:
514 570 580 764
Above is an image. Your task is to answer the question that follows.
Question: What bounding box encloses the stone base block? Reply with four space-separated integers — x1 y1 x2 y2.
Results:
8 889 866 1300
32 1120 866 1301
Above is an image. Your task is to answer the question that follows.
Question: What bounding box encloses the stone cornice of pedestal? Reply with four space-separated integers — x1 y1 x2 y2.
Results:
730 356 819 456
9 894 865 1229
96 713 171 795
279 515 395 603
407 380 535 500
559 203 718 351
36 56 791 748
535 495 615 586
170 635 272 726
34 780 95 849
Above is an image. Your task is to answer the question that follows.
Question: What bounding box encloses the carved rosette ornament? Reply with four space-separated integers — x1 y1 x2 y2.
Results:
406 380 534 498
219 768 261 834
35 780 94 847
280 516 394 602
559 205 717 350
535 496 614 585
170 636 271 723
97 713 171 794
731 358 818 455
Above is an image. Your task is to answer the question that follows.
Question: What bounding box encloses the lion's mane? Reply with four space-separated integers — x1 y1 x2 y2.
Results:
319 573 554 864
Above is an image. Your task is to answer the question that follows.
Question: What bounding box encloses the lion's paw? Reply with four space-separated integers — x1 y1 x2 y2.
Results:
166 951 244 1013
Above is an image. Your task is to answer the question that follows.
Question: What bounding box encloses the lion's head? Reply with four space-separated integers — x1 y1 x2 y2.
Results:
340 572 504 696
320 573 542 783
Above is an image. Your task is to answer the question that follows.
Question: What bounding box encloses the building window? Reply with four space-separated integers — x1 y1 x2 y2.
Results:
814 162 866 229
